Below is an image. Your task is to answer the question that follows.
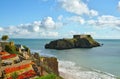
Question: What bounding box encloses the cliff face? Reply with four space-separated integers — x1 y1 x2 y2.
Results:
41 57 59 76
45 35 100 50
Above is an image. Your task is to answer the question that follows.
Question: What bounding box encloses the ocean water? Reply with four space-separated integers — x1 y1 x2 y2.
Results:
10 39 120 79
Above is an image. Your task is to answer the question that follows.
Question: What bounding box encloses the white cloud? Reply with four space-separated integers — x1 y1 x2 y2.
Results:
117 1 120 11
69 30 80 35
89 9 98 16
87 15 120 30
58 0 98 16
83 32 96 36
67 16 85 24
41 17 56 29
86 0 90 2
41 31 59 37
58 15 63 21
0 16 62 38
0 27 4 32
69 31 95 36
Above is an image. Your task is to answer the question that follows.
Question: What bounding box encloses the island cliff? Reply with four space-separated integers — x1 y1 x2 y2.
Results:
45 35 100 50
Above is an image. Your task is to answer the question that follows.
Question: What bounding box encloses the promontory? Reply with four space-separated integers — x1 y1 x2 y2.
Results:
45 35 100 50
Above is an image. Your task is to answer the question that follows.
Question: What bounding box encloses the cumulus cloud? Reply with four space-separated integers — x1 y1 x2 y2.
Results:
67 16 85 24
89 10 98 16
69 30 95 35
87 15 120 30
117 1 120 11
41 31 59 37
69 31 79 35
41 17 56 29
58 0 98 16
0 27 4 32
58 15 63 21
0 16 62 38
86 0 90 2
83 32 96 36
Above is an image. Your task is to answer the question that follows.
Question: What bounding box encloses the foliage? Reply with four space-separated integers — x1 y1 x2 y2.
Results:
5 45 18 54
85 36 100 47
11 72 18 79
35 74 63 79
5 41 18 54
35 74 57 79
1 35 9 41
117 77 120 79
9 41 15 46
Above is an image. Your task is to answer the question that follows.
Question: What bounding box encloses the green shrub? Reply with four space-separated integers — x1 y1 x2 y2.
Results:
1 35 9 41
5 42 19 54
11 72 18 79
35 74 57 79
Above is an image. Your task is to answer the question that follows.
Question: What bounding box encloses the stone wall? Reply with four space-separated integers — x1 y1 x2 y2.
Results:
73 35 90 39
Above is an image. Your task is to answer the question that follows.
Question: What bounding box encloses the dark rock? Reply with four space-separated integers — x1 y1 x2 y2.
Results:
45 35 100 50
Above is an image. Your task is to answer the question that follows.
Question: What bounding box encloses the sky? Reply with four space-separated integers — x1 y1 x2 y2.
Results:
0 0 120 39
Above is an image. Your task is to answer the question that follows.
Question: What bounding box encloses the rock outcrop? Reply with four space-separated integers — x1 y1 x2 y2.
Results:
40 57 59 75
45 35 100 50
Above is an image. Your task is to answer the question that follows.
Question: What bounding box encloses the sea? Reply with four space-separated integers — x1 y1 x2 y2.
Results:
10 39 120 79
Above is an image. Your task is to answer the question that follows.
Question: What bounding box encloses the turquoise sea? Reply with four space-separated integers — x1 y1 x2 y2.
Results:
10 39 120 79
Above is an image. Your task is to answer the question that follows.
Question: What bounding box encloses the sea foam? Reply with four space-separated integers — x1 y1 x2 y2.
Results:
59 60 116 79
31 49 55 57
31 49 117 79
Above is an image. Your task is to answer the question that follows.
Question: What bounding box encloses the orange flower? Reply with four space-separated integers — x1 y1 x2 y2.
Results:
0 52 8 55
1 54 16 60
7 70 36 79
5 62 32 74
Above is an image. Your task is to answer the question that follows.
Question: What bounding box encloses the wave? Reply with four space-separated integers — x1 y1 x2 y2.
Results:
31 49 56 57
31 49 117 79
59 60 116 79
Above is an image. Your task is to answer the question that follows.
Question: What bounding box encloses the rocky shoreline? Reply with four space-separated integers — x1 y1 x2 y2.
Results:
45 35 100 50
0 36 62 79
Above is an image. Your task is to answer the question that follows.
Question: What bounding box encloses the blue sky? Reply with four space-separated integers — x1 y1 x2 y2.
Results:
0 0 120 39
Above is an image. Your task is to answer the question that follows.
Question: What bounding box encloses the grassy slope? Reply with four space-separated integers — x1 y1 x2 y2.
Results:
35 74 63 79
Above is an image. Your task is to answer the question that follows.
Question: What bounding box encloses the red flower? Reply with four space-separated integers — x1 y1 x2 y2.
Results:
1 54 16 60
7 70 36 79
5 62 32 74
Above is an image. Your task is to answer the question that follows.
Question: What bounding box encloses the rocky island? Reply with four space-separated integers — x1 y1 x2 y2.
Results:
45 35 100 50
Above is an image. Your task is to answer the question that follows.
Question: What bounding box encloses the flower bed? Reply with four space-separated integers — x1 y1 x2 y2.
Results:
4 62 33 74
1 54 16 60
7 70 36 79
0 52 8 55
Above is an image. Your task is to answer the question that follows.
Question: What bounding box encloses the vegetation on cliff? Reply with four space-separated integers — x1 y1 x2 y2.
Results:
35 74 63 79
0 35 62 79
1 35 9 41
5 41 19 54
